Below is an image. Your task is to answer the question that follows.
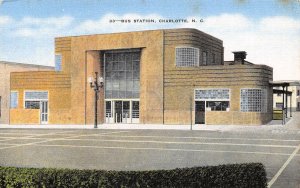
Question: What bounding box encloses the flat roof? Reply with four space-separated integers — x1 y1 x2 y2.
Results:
0 61 54 69
270 80 300 87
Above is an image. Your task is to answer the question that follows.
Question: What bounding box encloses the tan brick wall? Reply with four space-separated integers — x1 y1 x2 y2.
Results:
10 72 71 124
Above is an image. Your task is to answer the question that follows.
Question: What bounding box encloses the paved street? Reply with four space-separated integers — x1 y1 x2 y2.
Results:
0 125 299 188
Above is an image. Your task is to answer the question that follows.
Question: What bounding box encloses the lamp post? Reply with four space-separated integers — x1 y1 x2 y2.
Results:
88 72 104 128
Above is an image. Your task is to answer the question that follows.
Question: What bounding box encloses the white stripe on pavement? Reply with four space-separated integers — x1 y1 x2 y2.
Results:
268 144 300 188
0 131 129 150
33 143 294 156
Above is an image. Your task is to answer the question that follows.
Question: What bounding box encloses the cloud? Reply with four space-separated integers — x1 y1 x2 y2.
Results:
0 15 13 26
13 15 74 37
259 16 300 33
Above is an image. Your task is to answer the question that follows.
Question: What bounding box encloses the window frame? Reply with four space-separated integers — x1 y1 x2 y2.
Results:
175 47 200 67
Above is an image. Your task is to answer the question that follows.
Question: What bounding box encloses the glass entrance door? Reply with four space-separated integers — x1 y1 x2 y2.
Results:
114 101 122 123
105 100 139 124
40 101 48 124
122 101 130 123
195 101 205 124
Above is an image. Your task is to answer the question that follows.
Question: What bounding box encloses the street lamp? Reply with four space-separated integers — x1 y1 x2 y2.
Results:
88 72 104 128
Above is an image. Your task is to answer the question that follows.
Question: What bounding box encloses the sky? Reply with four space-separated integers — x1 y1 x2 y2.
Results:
0 0 300 80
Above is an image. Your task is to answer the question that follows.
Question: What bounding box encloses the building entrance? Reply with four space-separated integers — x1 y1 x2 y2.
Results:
105 100 139 124
195 101 205 124
103 49 141 124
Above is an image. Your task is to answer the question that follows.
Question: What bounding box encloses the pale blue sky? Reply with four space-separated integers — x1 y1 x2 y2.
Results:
0 0 300 80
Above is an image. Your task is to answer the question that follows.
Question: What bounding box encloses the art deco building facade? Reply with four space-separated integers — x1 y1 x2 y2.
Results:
9 28 273 125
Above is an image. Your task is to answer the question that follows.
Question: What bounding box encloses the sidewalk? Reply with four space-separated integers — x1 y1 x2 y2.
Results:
0 112 299 132
0 121 299 134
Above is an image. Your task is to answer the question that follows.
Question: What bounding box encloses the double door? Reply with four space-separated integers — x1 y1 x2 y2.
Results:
106 100 139 124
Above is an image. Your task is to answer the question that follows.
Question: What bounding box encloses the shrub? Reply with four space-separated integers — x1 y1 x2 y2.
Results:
0 163 267 188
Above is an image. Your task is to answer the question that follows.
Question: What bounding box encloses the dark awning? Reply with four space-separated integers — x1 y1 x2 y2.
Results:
273 89 292 96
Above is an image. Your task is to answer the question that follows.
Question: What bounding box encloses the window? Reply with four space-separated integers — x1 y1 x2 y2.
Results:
276 102 283 109
104 50 140 99
55 54 62 71
10 91 18 108
212 53 216 64
240 89 267 112
298 102 300 109
297 90 300 96
106 101 112 117
207 101 229 111
132 101 139 118
175 47 199 67
195 89 230 111
195 89 230 100
202 51 207 65
25 91 48 100
25 101 40 109
24 91 48 109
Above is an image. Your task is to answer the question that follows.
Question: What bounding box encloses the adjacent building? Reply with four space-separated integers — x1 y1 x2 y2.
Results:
9 28 273 125
273 82 300 112
0 61 54 124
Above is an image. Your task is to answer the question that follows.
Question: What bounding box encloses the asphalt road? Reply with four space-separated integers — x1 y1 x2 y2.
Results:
0 128 299 188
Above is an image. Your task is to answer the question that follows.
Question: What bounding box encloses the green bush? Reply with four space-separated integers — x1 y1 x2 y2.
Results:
0 163 267 188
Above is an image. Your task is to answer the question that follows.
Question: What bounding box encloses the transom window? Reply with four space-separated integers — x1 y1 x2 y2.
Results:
240 89 267 112
195 89 230 100
175 47 199 67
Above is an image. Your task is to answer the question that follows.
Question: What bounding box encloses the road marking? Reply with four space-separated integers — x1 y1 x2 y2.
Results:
1 133 299 142
267 144 300 188
0 131 129 150
0 130 79 143
92 135 300 142
51 138 298 149
33 143 294 156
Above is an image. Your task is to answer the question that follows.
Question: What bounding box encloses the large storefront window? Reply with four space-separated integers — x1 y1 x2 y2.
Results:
206 101 229 111
104 50 140 99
